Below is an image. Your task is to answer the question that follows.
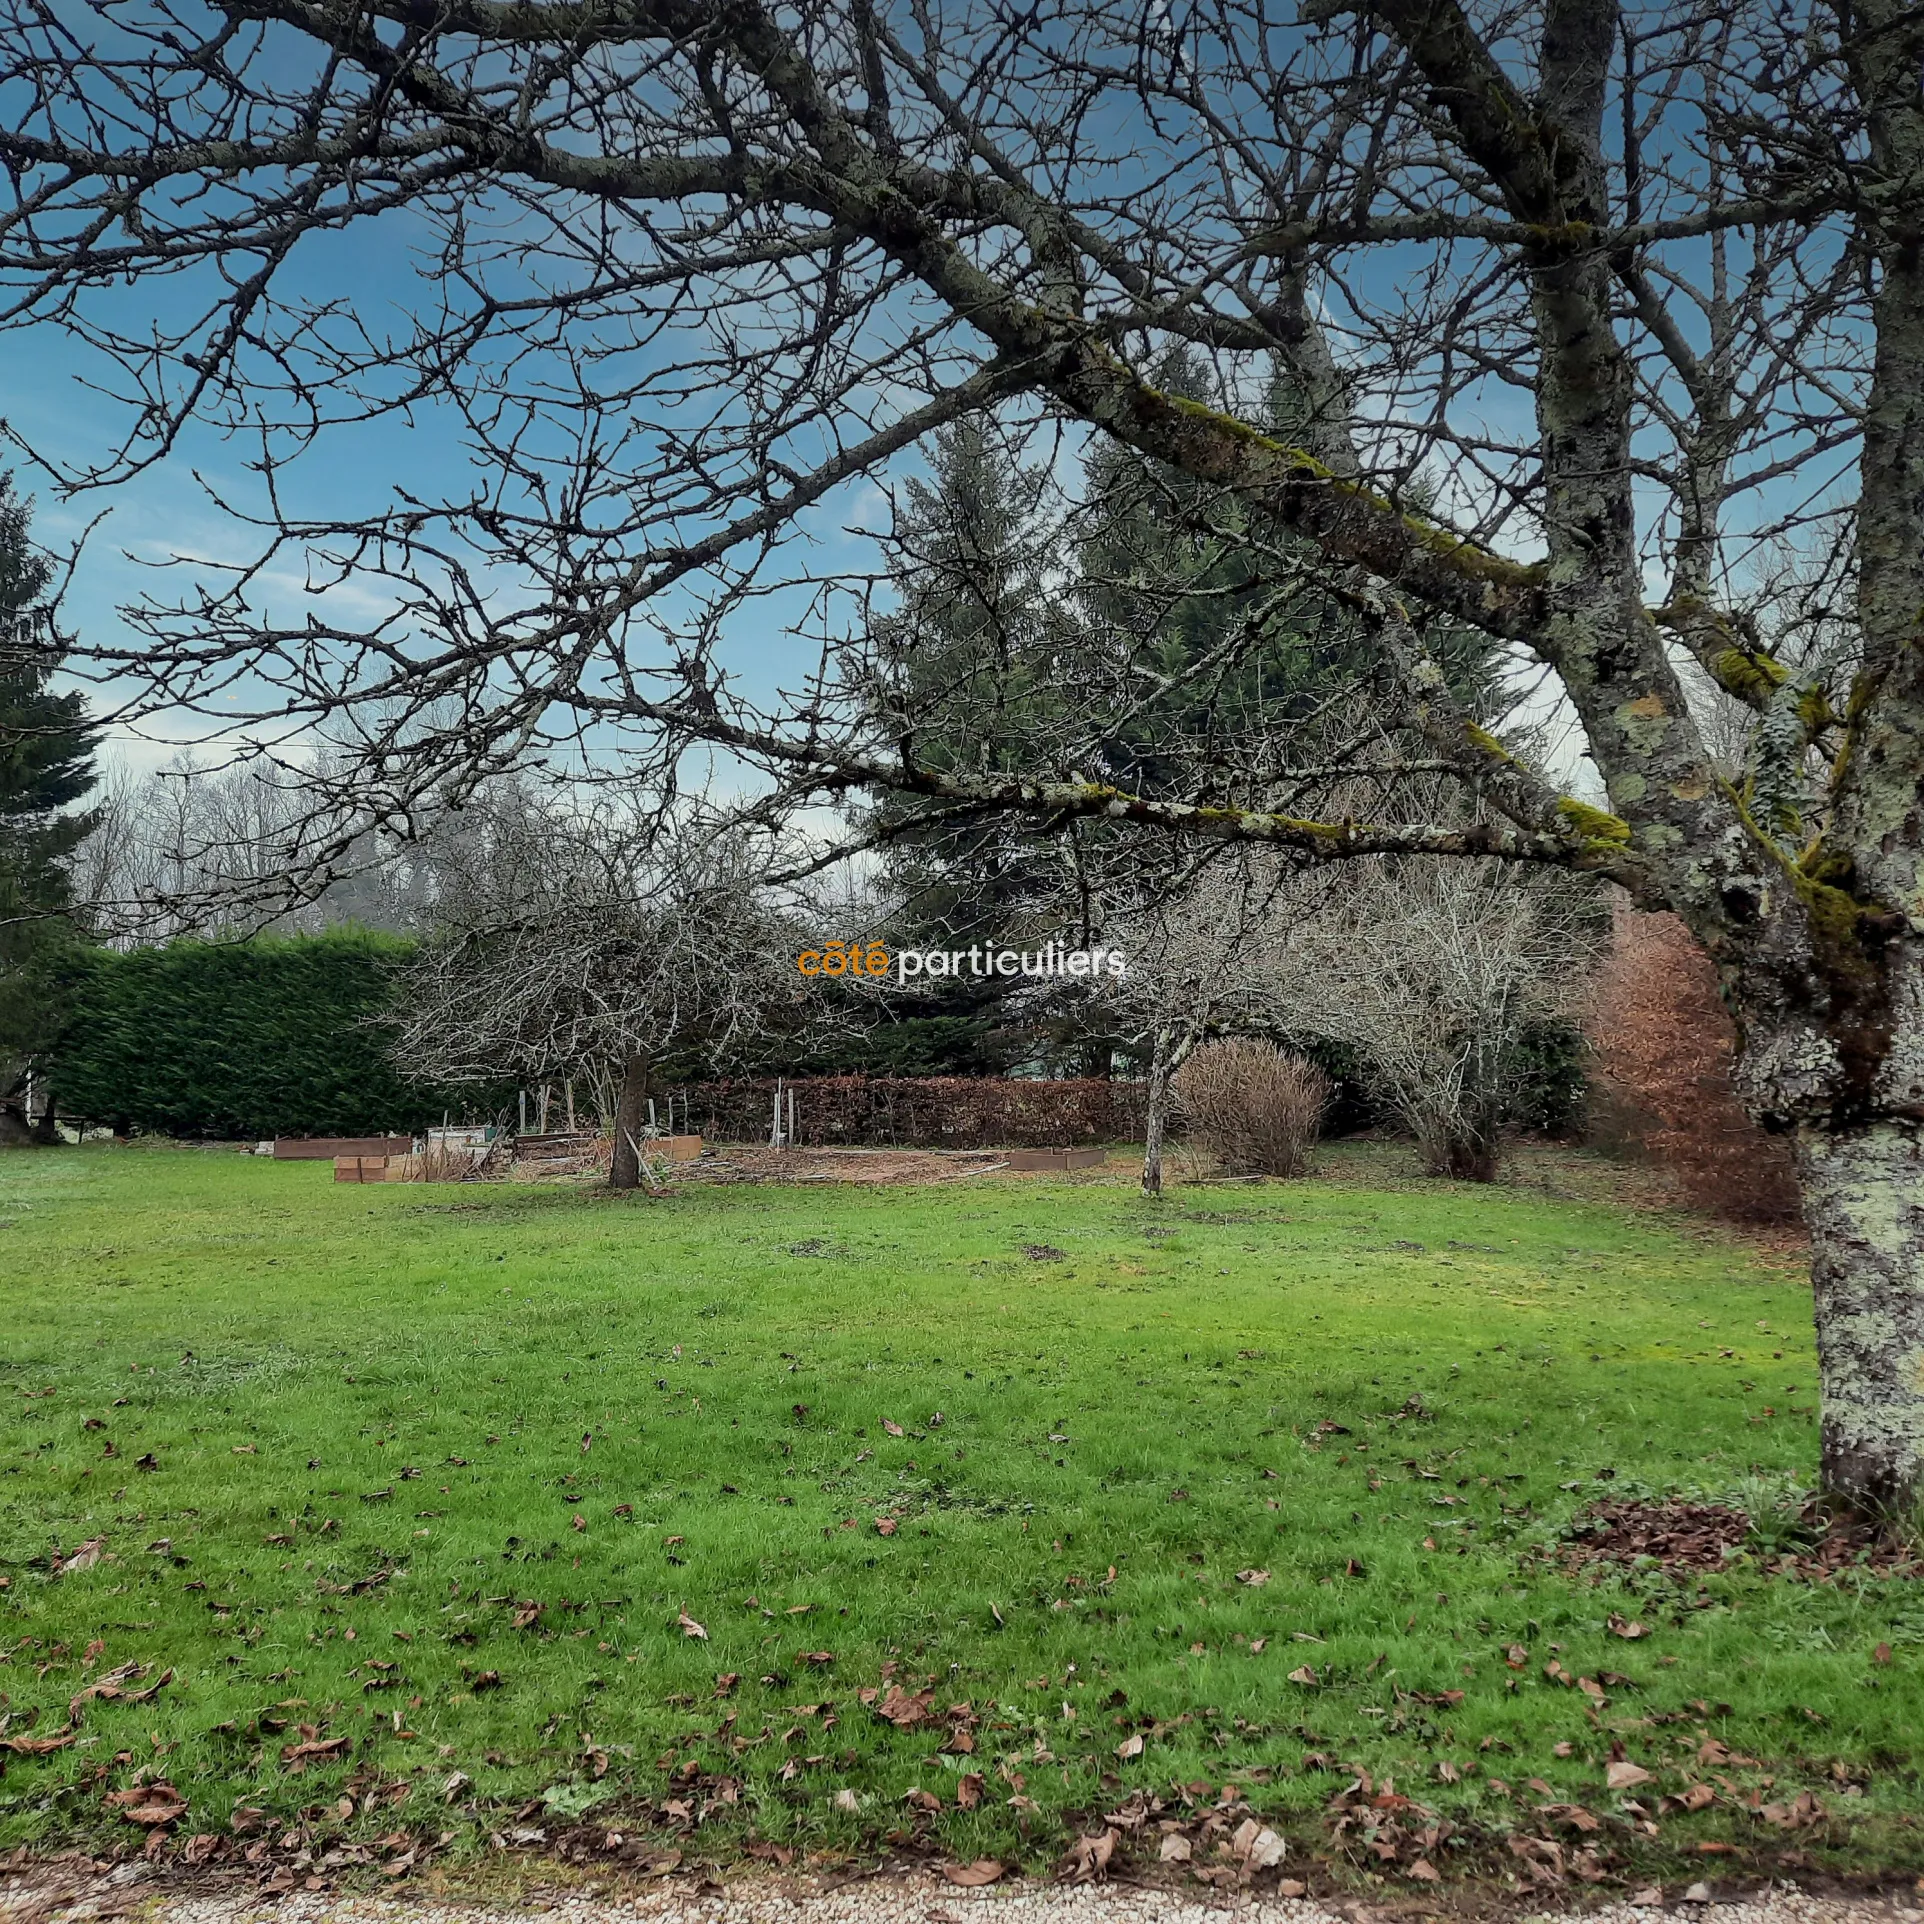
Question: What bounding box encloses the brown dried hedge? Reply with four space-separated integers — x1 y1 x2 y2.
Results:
678 1075 1147 1149
1585 905 1800 1224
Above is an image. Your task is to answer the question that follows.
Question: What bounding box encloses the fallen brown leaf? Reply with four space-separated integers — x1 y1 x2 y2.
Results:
1231 1818 1286 1870
1058 1827 1118 1882
943 1860 1005 1887
70 1660 146 1714
105 1782 187 1828
873 1685 935 1727
2 1725 77 1756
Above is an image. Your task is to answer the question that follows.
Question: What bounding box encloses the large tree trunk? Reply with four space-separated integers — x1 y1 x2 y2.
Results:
609 1053 650 1192
1794 1121 1924 1512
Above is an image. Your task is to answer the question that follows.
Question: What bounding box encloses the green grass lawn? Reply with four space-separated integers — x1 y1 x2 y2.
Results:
0 1144 1917 1890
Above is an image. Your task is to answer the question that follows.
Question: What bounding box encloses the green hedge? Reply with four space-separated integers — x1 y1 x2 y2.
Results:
48 929 490 1139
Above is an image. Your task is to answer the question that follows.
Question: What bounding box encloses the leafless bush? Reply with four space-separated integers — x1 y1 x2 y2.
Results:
1172 1041 1329 1179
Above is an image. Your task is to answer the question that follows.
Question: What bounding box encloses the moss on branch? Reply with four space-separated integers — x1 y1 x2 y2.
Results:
1556 795 1632 850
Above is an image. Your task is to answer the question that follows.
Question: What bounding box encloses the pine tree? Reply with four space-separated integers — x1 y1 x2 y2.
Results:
855 422 1080 1066
1074 351 1500 792
865 419 1066 936
0 476 98 1141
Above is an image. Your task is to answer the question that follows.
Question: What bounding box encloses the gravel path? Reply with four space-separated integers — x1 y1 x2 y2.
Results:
5 1870 1922 1924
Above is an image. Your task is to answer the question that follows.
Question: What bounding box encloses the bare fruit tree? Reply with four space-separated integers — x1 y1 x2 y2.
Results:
10 0 1924 1505
1286 861 1596 1181
392 794 802 1188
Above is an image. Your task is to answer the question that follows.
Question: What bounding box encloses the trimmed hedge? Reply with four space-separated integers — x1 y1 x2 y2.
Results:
49 929 492 1139
682 1074 1148 1148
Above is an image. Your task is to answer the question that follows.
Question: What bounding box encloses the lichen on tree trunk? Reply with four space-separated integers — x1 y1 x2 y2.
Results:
1794 1119 1924 1514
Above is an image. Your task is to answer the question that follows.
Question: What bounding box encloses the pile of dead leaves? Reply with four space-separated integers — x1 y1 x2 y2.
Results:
1562 1497 1921 1581
1559 1499 1750 1574
83 1772 453 1893
1757 1503 1923 1580
1063 1783 1299 1894
1323 1769 1456 1885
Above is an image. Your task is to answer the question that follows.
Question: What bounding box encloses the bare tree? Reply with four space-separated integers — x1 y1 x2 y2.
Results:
72 755 451 942
1098 856 1327 1195
11 0 1924 1504
1287 860 1596 1181
391 795 803 1188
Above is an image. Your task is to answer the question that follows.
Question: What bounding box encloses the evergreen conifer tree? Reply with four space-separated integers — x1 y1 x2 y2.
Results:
0 477 98 1141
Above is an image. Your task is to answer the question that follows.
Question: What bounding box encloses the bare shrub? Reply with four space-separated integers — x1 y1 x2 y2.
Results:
1586 906 1800 1225
1172 1041 1329 1179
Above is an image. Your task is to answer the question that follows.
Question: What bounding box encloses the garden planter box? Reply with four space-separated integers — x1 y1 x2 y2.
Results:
1006 1147 1108 1172
279 1136 412 1160
334 1155 408 1183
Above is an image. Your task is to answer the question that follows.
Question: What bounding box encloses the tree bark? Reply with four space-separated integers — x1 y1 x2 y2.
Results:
1428 1129 1500 1184
1141 1024 1202 1198
1793 1120 1924 1513
609 1053 651 1191
1141 1027 1176 1198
